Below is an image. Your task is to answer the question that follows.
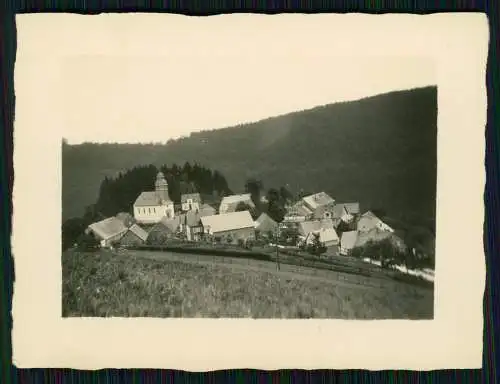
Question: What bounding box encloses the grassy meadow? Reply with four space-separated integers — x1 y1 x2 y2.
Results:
62 249 434 319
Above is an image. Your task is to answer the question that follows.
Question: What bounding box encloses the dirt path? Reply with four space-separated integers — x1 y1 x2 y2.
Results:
111 249 408 292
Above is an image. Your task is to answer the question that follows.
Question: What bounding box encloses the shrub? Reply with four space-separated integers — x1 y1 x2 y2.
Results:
76 232 100 251
245 239 255 249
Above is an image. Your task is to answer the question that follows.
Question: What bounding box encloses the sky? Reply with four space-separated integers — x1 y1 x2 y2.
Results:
25 14 437 144
61 55 435 145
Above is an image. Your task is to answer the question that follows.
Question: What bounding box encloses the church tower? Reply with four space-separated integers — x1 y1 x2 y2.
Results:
155 171 170 202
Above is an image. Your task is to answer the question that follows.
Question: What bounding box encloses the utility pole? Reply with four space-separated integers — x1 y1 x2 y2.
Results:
275 222 281 271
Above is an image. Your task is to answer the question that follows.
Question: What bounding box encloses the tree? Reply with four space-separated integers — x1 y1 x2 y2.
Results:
76 232 100 251
235 201 259 219
279 186 293 204
62 217 87 250
265 188 287 223
308 233 327 256
245 178 263 209
336 219 355 235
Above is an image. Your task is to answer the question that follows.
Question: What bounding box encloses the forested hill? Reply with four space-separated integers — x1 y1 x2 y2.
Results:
63 86 437 228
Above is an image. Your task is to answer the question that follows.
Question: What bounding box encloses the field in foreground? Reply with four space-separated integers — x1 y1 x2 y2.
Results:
62 250 434 319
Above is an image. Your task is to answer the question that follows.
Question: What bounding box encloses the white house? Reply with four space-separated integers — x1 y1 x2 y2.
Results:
218 193 255 214
200 210 255 244
133 172 175 224
181 193 202 212
357 211 394 233
302 192 335 212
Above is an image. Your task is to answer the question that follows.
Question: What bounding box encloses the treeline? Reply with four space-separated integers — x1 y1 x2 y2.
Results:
94 162 232 218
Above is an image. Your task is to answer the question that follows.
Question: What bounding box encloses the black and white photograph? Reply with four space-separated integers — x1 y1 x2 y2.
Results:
60 55 437 319
13 13 486 369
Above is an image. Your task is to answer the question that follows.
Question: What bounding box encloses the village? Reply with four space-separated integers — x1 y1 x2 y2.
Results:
80 171 434 282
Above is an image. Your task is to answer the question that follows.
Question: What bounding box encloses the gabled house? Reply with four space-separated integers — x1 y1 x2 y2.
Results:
254 212 278 235
331 202 360 224
301 192 335 212
146 216 182 245
218 193 255 214
179 211 203 241
119 223 149 247
133 172 175 224
355 227 406 253
181 193 202 212
85 217 129 248
201 210 255 244
298 218 334 238
199 203 217 217
340 230 359 256
283 201 313 223
305 227 340 256
357 211 394 233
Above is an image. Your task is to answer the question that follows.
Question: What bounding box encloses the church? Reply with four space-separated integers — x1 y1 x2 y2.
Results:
133 171 175 224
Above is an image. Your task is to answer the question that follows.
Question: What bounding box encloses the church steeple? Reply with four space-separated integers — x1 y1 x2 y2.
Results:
155 171 170 202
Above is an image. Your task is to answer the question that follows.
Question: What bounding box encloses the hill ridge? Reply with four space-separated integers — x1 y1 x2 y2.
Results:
63 85 437 229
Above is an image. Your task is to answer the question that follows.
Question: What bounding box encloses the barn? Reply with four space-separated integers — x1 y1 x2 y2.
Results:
201 210 255 245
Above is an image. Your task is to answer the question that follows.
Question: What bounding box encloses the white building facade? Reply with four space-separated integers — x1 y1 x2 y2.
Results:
133 172 175 224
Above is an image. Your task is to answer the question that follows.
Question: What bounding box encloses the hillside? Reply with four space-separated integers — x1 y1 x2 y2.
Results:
62 86 437 229
62 249 433 318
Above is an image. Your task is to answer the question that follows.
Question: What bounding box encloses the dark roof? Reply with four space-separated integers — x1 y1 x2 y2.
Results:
157 216 181 233
255 213 278 232
128 224 148 241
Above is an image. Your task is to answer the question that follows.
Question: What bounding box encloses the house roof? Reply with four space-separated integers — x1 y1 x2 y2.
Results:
298 219 333 236
156 216 181 233
340 231 359 250
308 227 339 244
286 201 313 217
134 191 170 207
181 193 202 203
355 228 392 247
331 204 347 219
199 203 216 215
87 217 128 241
302 192 335 210
361 210 379 220
220 194 255 207
115 212 135 227
128 224 149 241
358 211 393 231
343 202 360 215
201 210 255 233
254 212 278 231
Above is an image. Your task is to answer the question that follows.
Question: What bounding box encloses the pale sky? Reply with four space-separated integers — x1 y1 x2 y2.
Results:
17 14 437 144
61 55 435 144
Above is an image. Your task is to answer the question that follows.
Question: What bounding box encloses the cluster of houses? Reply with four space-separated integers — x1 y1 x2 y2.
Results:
85 171 406 257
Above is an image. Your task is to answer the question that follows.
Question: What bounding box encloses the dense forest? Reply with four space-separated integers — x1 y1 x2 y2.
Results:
63 86 437 233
